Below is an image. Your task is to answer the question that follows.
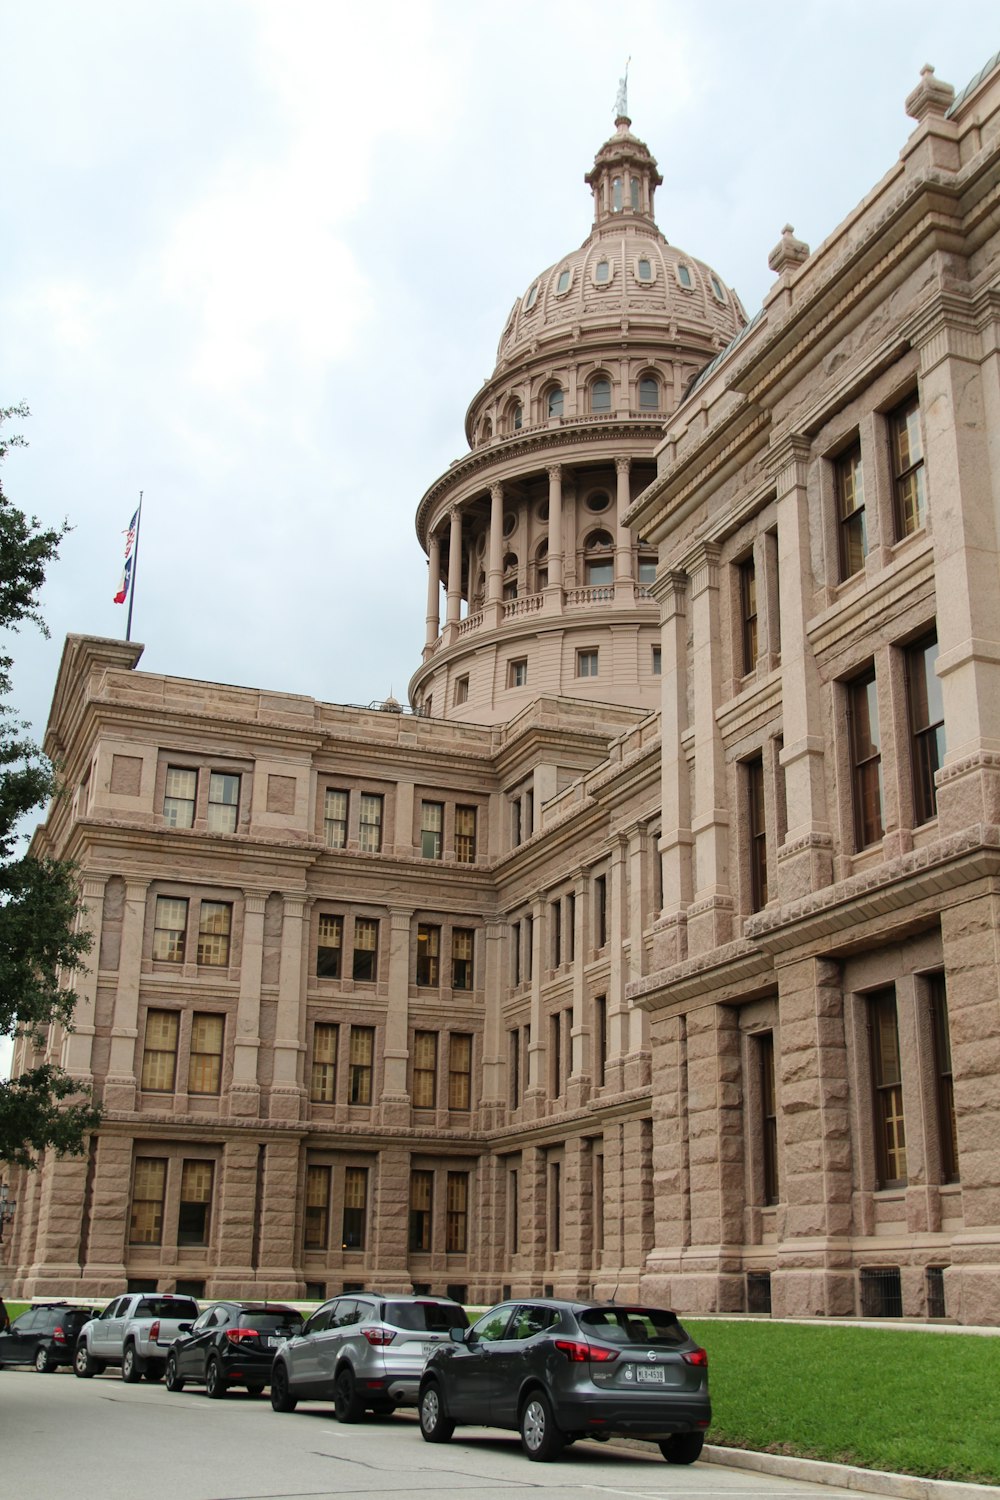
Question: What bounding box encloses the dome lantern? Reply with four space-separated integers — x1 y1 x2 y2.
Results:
584 115 664 233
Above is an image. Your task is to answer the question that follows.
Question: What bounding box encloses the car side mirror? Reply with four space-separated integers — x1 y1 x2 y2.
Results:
178 1323 192 1333
450 1326 468 1343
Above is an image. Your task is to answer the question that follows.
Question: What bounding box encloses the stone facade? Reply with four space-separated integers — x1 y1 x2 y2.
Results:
5 60 1000 1324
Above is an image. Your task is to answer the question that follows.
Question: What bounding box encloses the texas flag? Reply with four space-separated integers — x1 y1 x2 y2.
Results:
113 507 140 604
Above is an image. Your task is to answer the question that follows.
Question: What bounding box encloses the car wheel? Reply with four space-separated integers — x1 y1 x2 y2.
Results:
246 1384 265 1398
121 1345 143 1384
418 1382 455 1444
205 1357 227 1399
165 1354 185 1393
34 1347 55 1374
333 1367 364 1423
520 1390 565 1462
74 1343 96 1379
270 1361 297 1413
658 1432 705 1465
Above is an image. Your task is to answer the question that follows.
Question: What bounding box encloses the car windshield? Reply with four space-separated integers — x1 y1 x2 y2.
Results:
135 1298 199 1320
237 1312 303 1333
382 1301 468 1332
579 1307 688 1345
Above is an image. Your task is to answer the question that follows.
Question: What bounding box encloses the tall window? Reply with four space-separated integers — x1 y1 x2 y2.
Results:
595 875 607 948
758 1032 778 1205
638 376 660 410
849 670 884 850
836 443 866 580
446 1172 469 1253
907 634 945 825
152 896 188 963
509 1028 521 1109
577 648 599 678
129 1157 166 1245
409 1170 433 1251
178 1160 213 1246
890 394 926 537
416 924 440 986
455 805 477 863
163 767 196 828
452 928 474 990
141 1010 179 1092
547 387 564 418
630 177 640 211
594 995 607 1088
550 1011 562 1096
870 988 906 1187
324 789 348 848
747 756 768 912
612 176 622 211
421 801 443 859
348 1027 374 1104
740 558 758 674
585 531 614 585
507 658 527 689
352 917 378 981
509 1168 519 1250
595 259 610 284
358 793 383 853
304 1165 331 1248
566 892 576 961
342 1167 368 1249
207 772 240 833
590 377 611 413
551 1159 562 1252
310 1023 338 1103
551 900 562 968
317 914 343 977
188 1013 224 1095
412 1031 438 1108
449 1033 472 1110
454 675 469 706
929 974 958 1183
197 901 232 966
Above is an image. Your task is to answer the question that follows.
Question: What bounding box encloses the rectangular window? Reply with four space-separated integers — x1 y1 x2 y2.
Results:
511 919 521 987
352 917 378 981
409 1170 433 1251
524 913 533 982
449 1033 472 1111
551 900 562 968
577 648 599 678
207 771 240 834
310 1023 338 1104
129 1157 167 1245
152 896 188 963
141 1010 179 1092
412 1031 438 1108
594 995 607 1088
849 670 884 850
317 913 343 978
567 892 576 962
421 800 444 859
324 788 348 848
551 1159 562 1253
452 927 474 990
930 974 958 1183
836 442 866 580
759 1031 778 1205
446 1172 468 1254
455 805 477 863
304 1164 331 1249
416 923 441 986
739 558 758 674
594 1151 605 1252
550 1011 562 1096
870 988 907 1188
349 1026 374 1105
907 634 945 825
197 901 232 966
509 1168 519 1251
163 767 196 828
188 1013 224 1095
595 875 607 948
890 394 926 537
507 658 528 689
178 1160 213 1246
509 1028 521 1109
747 755 768 912
358 793 383 853
342 1166 368 1249
454 675 469 706
652 645 662 675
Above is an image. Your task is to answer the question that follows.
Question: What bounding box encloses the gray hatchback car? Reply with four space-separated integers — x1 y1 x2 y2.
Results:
270 1292 468 1420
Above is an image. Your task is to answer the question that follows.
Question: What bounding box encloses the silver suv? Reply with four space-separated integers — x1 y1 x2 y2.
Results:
270 1293 468 1420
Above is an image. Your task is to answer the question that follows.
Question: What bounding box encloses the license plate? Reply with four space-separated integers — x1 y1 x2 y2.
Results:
421 1342 438 1358
636 1365 665 1384
268 1336 282 1348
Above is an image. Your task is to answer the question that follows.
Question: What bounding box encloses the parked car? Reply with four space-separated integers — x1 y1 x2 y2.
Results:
74 1292 200 1381
0 1303 96 1372
418 1298 710 1463
270 1293 469 1419
164 1302 304 1398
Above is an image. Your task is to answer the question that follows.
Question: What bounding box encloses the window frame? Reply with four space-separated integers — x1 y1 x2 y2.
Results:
352 917 379 982
188 1012 224 1096
848 668 884 851
889 393 926 539
906 633 944 826
310 1022 338 1104
416 923 441 987
348 1025 375 1105
412 1030 438 1109
324 788 349 849
197 900 232 968
869 988 907 1189
141 1009 179 1093
448 1032 472 1111
835 441 867 581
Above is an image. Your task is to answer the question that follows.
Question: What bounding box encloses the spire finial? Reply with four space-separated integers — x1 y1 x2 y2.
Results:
614 58 631 122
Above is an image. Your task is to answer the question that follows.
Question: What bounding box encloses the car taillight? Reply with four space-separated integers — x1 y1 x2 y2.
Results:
53 1326 66 1345
362 1327 396 1346
226 1329 259 1344
554 1339 619 1364
149 1321 160 1341
682 1348 708 1367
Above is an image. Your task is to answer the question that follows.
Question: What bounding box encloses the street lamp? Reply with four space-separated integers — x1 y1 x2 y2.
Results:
0 1183 15 1244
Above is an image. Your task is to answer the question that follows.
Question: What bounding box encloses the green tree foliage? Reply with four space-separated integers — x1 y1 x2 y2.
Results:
0 403 100 1168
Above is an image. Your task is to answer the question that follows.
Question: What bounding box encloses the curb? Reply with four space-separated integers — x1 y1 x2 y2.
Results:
703 1444 1000 1499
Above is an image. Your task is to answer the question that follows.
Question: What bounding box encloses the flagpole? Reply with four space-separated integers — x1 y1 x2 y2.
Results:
126 492 143 643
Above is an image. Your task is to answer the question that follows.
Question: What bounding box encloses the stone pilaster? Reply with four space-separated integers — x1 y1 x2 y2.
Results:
212 1136 261 1291
81 1133 132 1290
605 838 628 1092
230 889 267 1117
652 569 691 968
270 894 308 1121
524 897 546 1116
104 877 150 1110
22 1154 89 1291
686 543 732 952
64 872 107 1082
381 907 414 1123
479 920 507 1124
255 1137 303 1297
372 1144 412 1292
545 463 564 603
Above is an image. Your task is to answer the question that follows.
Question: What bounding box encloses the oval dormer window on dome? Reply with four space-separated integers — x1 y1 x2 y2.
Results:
677 264 693 288
710 274 726 302
547 387 564 419
525 282 539 310
630 177 640 211
556 268 571 295
595 259 610 285
590 378 612 414
637 258 653 283
612 176 622 212
639 376 660 411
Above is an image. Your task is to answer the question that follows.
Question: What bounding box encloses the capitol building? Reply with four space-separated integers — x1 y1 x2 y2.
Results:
7 52 1000 1325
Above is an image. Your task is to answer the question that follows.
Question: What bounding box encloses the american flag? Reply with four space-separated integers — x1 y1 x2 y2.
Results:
113 507 140 605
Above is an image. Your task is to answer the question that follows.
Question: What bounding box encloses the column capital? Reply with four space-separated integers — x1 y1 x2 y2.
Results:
124 877 150 903
389 906 415 931
649 567 688 612
546 463 562 483
282 893 309 920
615 455 632 476
765 432 812 492
243 890 270 915
81 873 110 902
685 541 721 596
490 481 504 503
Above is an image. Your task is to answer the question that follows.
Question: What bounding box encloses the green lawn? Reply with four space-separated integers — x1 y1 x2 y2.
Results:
688 1319 1000 1485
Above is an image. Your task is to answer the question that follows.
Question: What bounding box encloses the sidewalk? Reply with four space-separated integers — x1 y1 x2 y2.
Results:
703 1444 1000 1499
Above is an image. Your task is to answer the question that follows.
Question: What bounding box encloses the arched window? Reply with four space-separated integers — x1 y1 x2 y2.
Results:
595 259 610 284
612 177 622 212
630 177 640 211
534 540 549 592
525 283 539 310
584 529 614 586
590 378 612 413
513 402 523 430
637 258 653 282
710 274 726 302
547 387 564 418
638 376 660 411
502 552 518 600
556 267 571 294
677 263 693 288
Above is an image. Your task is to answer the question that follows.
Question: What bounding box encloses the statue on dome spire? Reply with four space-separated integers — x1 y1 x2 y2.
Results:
615 58 631 121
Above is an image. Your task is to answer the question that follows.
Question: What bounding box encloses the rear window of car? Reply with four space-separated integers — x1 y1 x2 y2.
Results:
135 1298 199 1320
580 1307 688 1345
381 1301 469 1332
237 1312 304 1333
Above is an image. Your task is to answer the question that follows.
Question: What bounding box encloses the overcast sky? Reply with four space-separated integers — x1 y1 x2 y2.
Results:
0 4 995 1082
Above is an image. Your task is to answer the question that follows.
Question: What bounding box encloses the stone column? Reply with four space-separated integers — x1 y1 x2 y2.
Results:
255 1137 303 1297
230 889 267 1117
372 1144 412 1292
485 482 504 628
686 543 732 953
625 823 651 1082
480 920 507 1124
212 1137 261 1293
546 464 564 601
104 877 150 1110
567 874 589 1108
64 873 107 1081
445 505 463 631
423 531 441 651
521 1144 548 1285
652 570 691 969
271 894 308 1121
81 1133 132 1288
614 456 633 599
24 1155 90 1290
381 907 414 1124
561 1136 593 1298
621 1116 654 1295
525 899 545 1117
605 838 628 1092
682 1005 744 1310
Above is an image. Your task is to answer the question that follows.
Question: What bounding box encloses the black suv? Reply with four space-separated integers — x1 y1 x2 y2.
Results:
164 1302 304 1397
0 1304 96 1372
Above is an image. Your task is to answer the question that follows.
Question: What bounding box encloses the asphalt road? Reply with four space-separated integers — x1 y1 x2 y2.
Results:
0 1366 862 1500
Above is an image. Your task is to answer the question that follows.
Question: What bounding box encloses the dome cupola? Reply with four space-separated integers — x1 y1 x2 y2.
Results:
584 112 663 233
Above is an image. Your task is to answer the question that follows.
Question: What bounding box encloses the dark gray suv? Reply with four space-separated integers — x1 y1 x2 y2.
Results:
418 1298 710 1463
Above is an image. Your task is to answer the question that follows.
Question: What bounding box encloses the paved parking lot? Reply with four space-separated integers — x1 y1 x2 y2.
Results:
0 1365 866 1500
